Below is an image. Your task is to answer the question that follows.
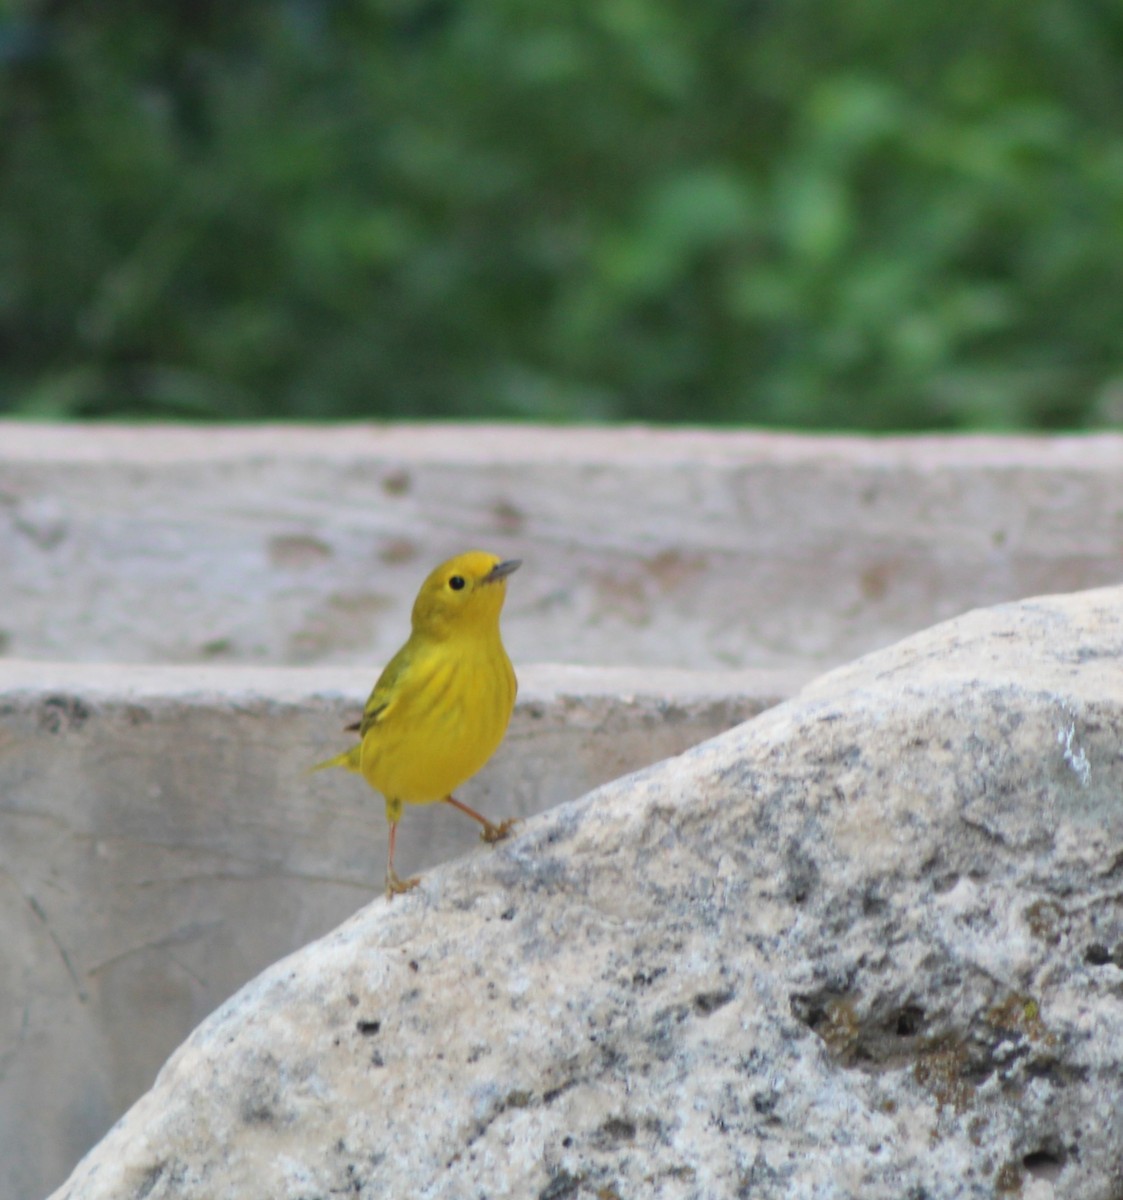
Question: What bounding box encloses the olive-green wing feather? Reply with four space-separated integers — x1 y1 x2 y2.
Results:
311 644 413 773
352 642 413 736
310 634 431 774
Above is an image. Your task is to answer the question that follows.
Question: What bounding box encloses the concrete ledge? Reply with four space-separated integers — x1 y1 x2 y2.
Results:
6 423 1123 671
0 658 797 1200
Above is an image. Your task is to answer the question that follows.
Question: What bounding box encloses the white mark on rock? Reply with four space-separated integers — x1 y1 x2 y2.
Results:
1057 709 1091 787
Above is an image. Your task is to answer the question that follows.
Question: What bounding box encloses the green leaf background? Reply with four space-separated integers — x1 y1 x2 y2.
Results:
2 0 1122 429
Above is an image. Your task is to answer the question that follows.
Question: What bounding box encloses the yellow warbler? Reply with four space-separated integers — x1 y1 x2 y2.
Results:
312 551 520 897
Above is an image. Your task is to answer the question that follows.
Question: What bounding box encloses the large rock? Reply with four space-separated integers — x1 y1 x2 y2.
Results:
50 588 1123 1199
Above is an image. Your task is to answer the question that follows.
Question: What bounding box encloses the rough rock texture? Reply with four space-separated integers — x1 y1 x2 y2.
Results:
1 662 792 1200
47 586 1123 1199
7 422 1123 673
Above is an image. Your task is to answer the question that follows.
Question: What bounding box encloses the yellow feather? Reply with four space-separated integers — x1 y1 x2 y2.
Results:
307 745 361 774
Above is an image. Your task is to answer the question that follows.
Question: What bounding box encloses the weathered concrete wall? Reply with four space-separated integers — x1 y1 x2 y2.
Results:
0 659 790 1200
5 423 1123 672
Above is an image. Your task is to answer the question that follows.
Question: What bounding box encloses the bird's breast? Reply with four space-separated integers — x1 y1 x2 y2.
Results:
359 637 516 804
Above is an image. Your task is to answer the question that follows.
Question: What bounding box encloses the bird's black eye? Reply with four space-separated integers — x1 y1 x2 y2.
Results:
449 575 466 591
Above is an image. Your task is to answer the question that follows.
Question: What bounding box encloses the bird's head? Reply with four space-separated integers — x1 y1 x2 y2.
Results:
410 551 520 639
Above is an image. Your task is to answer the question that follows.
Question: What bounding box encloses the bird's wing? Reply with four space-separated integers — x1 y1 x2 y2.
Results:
350 644 412 737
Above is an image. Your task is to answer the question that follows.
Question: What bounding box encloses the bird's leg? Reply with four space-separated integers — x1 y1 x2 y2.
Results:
384 813 420 899
444 794 518 843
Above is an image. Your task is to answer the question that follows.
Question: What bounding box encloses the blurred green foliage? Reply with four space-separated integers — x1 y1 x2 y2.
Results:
2 0 1123 429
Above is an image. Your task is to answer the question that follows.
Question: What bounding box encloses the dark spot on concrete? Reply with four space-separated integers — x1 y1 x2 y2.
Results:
543 1079 575 1104
894 1005 925 1037
657 701 689 725
327 591 395 622
240 1095 275 1124
347 993 359 1007
1085 942 1111 965
648 1003 690 1062
859 561 893 602
379 537 418 564
341 1161 366 1192
597 1116 636 1143
39 695 91 734
752 1090 778 1116
826 742 863 766
357 1019 381 1035
598 1041 625 1070
539 1169 582 1200
784 848 819 905
135 1162 164 1200
370 1050 385 1068
382 470 411 496
501 906 516 920
268 533 333 570
645 549 706 591
492 498 526 534
409 960 420 973
632 967 666 988
1022 1144 1067 1183
504 1089 533 1109
693 989 734 1016
862 887 887 916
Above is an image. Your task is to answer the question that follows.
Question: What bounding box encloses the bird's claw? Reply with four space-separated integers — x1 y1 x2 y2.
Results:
480 817 518 844
385 870 421 899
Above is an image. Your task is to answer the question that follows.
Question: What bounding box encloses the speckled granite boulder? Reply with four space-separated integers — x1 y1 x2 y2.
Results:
50 587 1123 1199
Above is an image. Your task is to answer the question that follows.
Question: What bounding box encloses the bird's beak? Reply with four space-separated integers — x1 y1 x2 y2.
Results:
484 559 521 584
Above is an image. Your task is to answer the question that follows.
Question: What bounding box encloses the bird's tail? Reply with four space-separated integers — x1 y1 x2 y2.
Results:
307 745 362 774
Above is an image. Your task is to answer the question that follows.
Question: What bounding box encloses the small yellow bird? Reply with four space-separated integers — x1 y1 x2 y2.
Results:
311 550 520 898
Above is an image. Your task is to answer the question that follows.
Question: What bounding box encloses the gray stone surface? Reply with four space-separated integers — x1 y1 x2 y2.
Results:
1 660 790 1200
47 586 1123 1200
6 422 1123 672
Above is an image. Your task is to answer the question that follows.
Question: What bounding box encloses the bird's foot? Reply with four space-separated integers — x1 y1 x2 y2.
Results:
480 817 518 844
385 869 421 899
